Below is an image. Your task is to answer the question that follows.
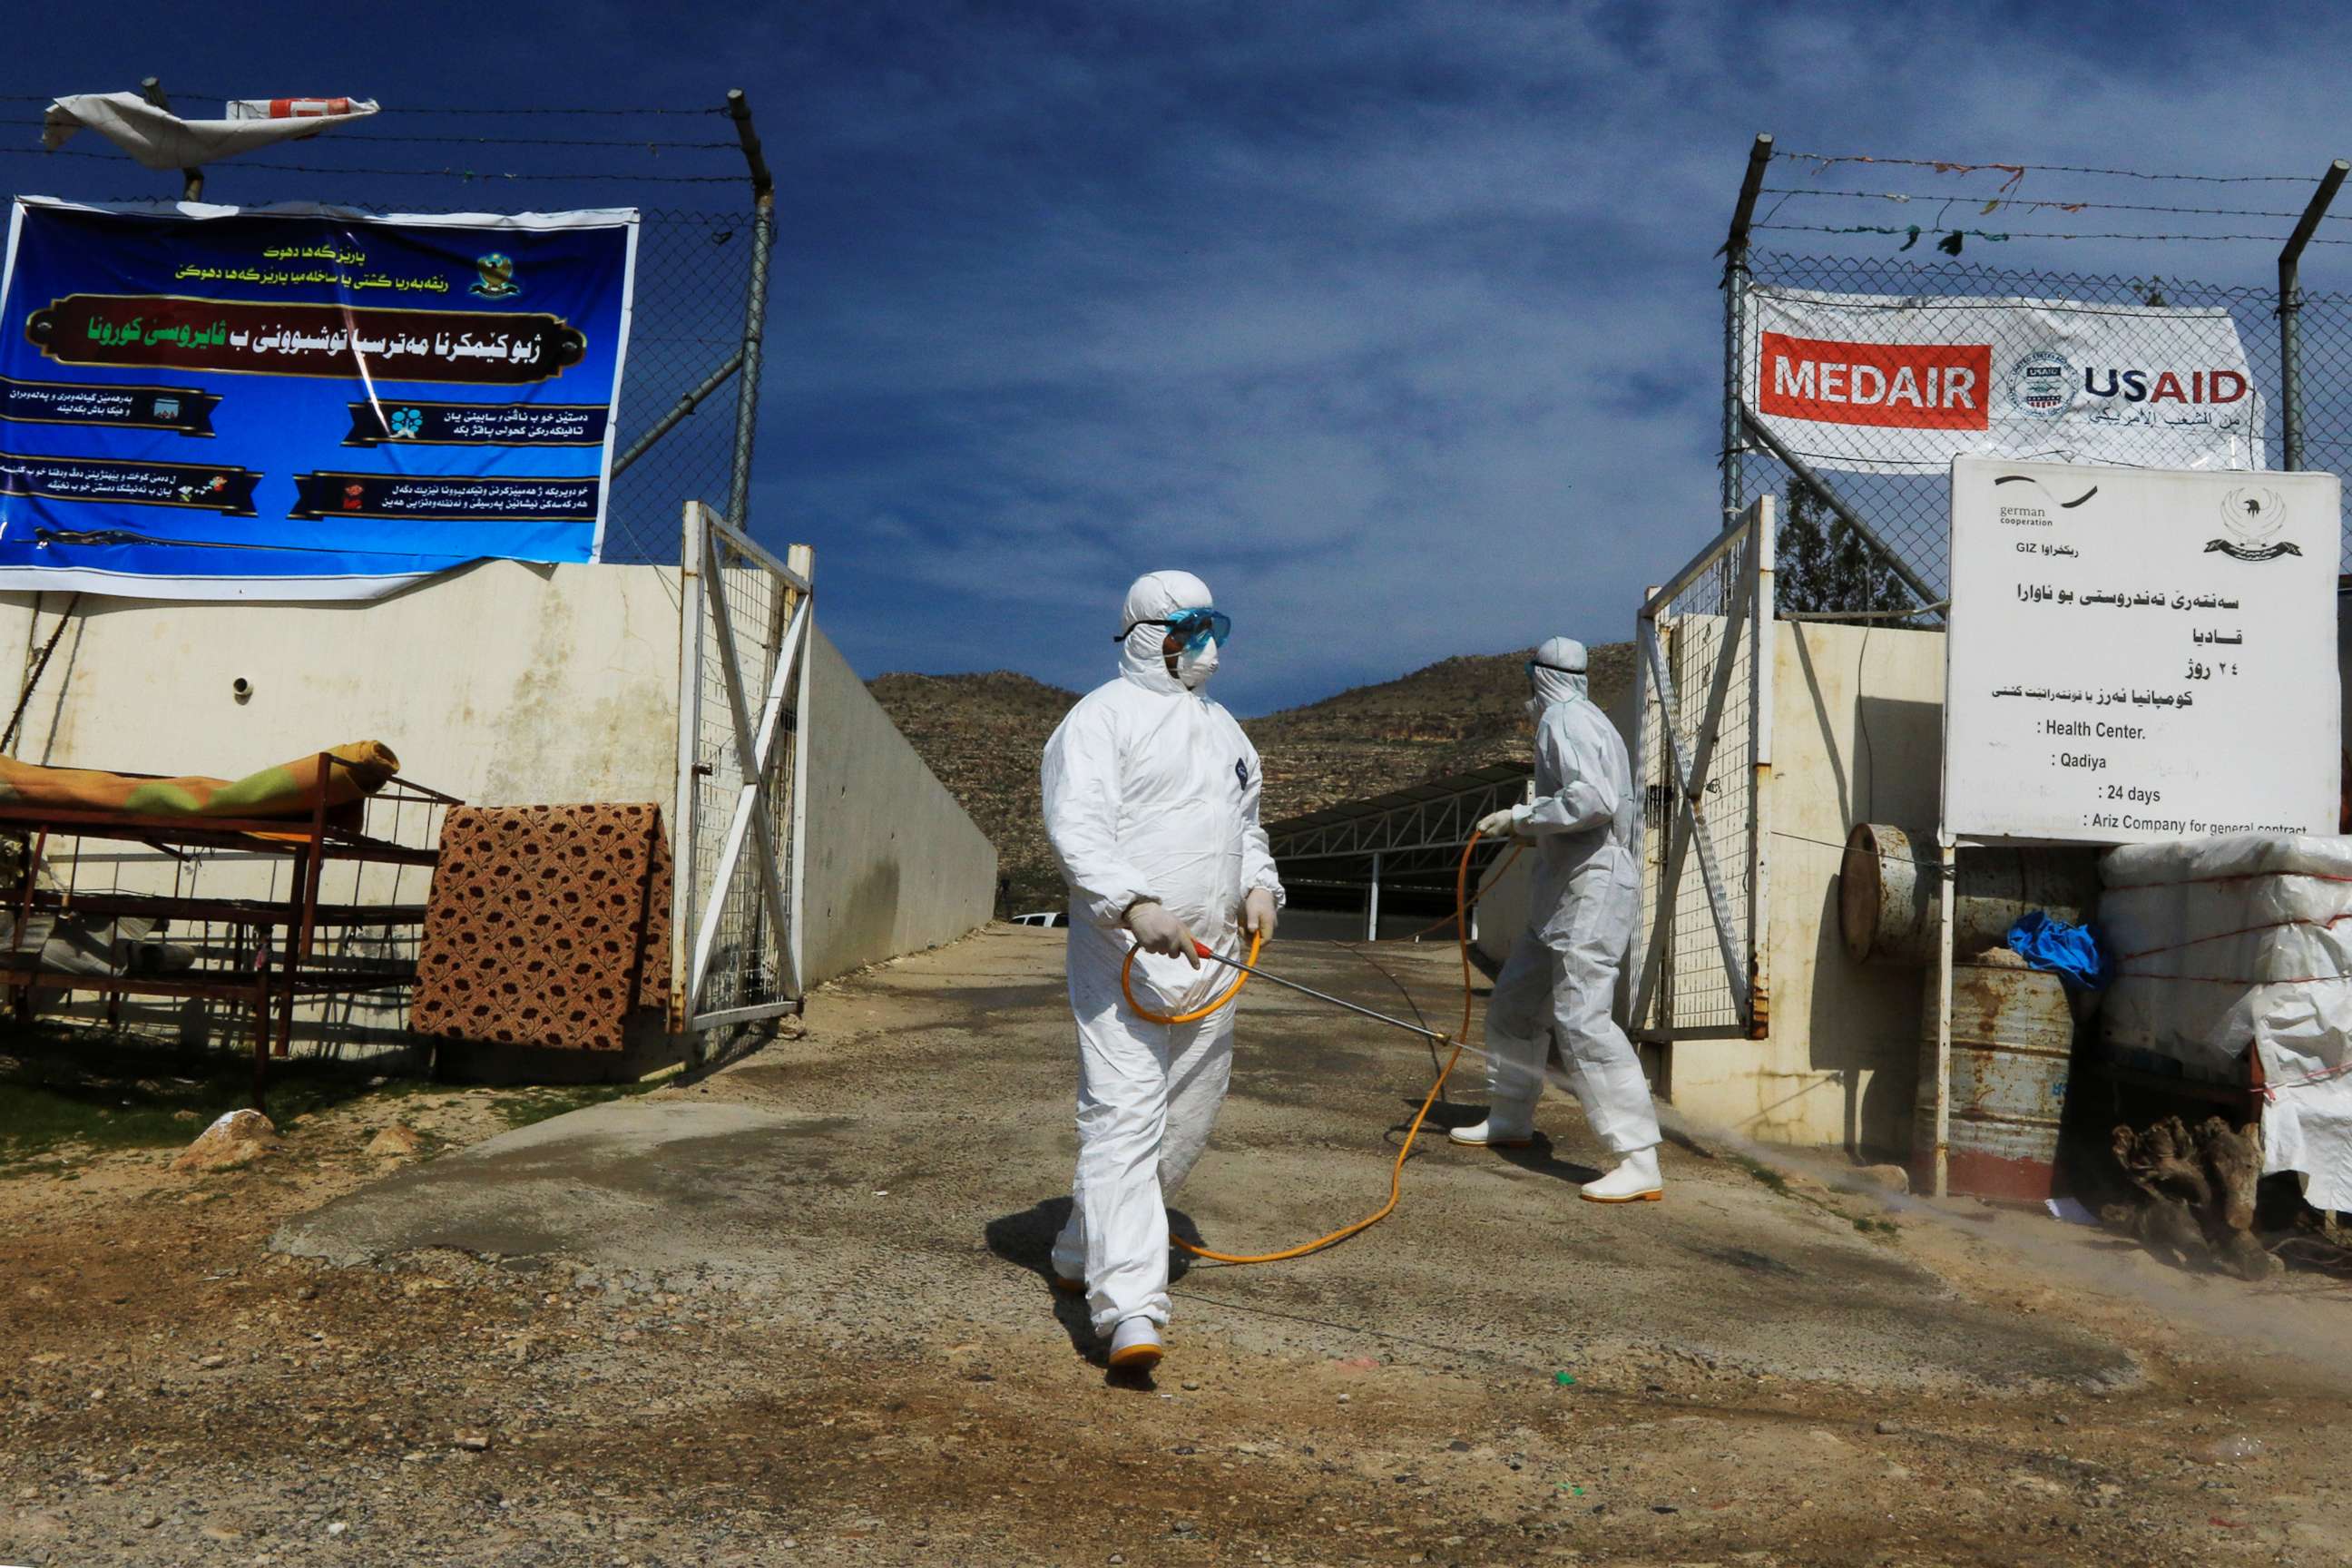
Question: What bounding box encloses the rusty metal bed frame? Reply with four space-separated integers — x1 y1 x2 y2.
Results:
0 752 459 1107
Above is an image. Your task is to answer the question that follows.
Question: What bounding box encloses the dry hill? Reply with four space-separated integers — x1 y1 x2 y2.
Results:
868 644 1632 912
865 671 1078 912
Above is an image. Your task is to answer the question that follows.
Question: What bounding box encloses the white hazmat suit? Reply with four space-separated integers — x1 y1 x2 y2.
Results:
1041 570 1284 1344
1455 636 1662 1200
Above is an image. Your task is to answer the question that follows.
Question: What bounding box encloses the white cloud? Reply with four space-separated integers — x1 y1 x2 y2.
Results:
757 0 2352 711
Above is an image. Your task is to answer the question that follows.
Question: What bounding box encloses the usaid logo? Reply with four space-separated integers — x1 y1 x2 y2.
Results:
2010 349 2072 417
2082 366 2249 407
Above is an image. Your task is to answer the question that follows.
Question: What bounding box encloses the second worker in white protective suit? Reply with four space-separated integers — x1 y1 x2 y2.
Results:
1449 635 1664 1202
1040 570 1283 1373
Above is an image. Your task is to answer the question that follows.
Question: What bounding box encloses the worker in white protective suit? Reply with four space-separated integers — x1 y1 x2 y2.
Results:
1449 636 1663 1203
1040 570 1284 1373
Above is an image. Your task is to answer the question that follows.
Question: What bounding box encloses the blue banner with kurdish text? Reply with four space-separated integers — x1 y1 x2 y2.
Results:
0 197 636 599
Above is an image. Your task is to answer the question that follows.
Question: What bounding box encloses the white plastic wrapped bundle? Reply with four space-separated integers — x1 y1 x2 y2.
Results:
2101 833 2352 1210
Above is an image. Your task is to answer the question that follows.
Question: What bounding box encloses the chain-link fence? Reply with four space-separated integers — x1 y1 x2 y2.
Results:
603 208 758 564
1729 251 2352 606
675 503 807 1031
1632 500 1773 1044
64 194 761 567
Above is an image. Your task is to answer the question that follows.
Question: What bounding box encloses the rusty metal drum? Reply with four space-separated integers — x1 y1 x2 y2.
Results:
1842 824 2101 968
1916 950 2074 1201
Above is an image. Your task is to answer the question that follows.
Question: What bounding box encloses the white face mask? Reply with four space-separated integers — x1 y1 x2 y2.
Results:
1177 637 1220 691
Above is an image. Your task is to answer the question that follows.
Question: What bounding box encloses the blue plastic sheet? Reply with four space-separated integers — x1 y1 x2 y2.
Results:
2006 909 2110 991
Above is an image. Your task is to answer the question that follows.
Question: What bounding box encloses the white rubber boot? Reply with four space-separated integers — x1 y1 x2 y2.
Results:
1448 1113 1534 1149
1107 1317 1163 1372
1580 1146 1663 1203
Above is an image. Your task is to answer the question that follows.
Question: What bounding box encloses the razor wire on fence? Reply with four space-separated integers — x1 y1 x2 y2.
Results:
1727 254 2352 612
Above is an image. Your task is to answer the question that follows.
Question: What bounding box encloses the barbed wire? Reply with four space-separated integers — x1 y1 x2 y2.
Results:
0 144 745 183
4 118 736 151
0 91 731 117
1757 221 2352 248
1762 186 2351 225
1 117 736 150
1778 152 2324 185
273 105 730 118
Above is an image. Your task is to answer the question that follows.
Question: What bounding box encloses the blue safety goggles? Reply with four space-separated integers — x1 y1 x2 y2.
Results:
1119 607 1230 652
1525 657 1583 681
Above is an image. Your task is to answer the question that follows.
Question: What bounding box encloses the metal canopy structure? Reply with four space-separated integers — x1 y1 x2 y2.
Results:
1265 760 1528 904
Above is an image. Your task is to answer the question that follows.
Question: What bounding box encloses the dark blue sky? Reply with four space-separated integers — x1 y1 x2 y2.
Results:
5 2 2349 711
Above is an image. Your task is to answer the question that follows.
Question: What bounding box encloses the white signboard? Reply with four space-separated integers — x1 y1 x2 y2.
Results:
1945 457 2339 844
1746 286 2263 475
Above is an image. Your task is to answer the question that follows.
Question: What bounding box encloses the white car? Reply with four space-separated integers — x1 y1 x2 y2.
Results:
1011 911 1064 928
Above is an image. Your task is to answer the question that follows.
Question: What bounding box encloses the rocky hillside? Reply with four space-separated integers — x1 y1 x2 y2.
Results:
1241 642 1635 824
865 671 1079 912
869 645 1633 912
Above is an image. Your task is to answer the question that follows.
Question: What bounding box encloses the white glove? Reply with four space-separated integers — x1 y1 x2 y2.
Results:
1124 900 1200 967
1475 808 1522 839
1243 887 1279 942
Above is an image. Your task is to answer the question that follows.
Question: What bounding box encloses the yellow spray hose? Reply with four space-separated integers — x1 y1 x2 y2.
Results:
1115 830 1495 1265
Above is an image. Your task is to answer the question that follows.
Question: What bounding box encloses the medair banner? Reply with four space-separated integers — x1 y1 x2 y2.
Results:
1743 285 2263 477
0 197 637 599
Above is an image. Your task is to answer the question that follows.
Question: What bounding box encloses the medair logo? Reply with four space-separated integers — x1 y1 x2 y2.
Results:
1757 331 1991 432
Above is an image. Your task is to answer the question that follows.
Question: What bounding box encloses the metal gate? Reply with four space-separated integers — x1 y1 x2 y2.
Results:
671 499 813 1033
1630 495 1776 1043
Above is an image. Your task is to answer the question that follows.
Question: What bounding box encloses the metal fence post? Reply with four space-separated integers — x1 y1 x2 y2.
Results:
724 89 777 527
1745 495 1775 1041
2278 159 2349 473
671 501 708 1034
1720 134 1772 530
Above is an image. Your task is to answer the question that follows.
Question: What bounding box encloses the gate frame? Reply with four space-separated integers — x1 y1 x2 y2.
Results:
1630 494 1776 1045
670 498 813 1033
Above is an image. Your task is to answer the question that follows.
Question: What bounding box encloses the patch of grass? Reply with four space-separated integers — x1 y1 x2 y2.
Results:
1730 1152 1792 1197
1726 1148 1901 1242
0 1022 410 1171
486 1079 652 1131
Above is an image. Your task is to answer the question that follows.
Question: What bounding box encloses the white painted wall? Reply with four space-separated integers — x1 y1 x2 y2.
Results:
799 629 996 985
5 561 681 805
1667 621 1945 1156
0 562 994 1051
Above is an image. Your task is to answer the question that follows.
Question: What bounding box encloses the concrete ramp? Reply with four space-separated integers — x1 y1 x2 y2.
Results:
270 934 2149 1397
271 1100 854 1279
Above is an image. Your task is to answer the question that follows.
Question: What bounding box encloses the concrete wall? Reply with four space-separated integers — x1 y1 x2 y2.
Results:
0 563 993 1048
799 627 996 985
5 561 682 806
1667 621 1945 1157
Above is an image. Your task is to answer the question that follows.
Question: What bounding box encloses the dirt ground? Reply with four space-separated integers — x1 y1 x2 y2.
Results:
5 925 2352 1567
